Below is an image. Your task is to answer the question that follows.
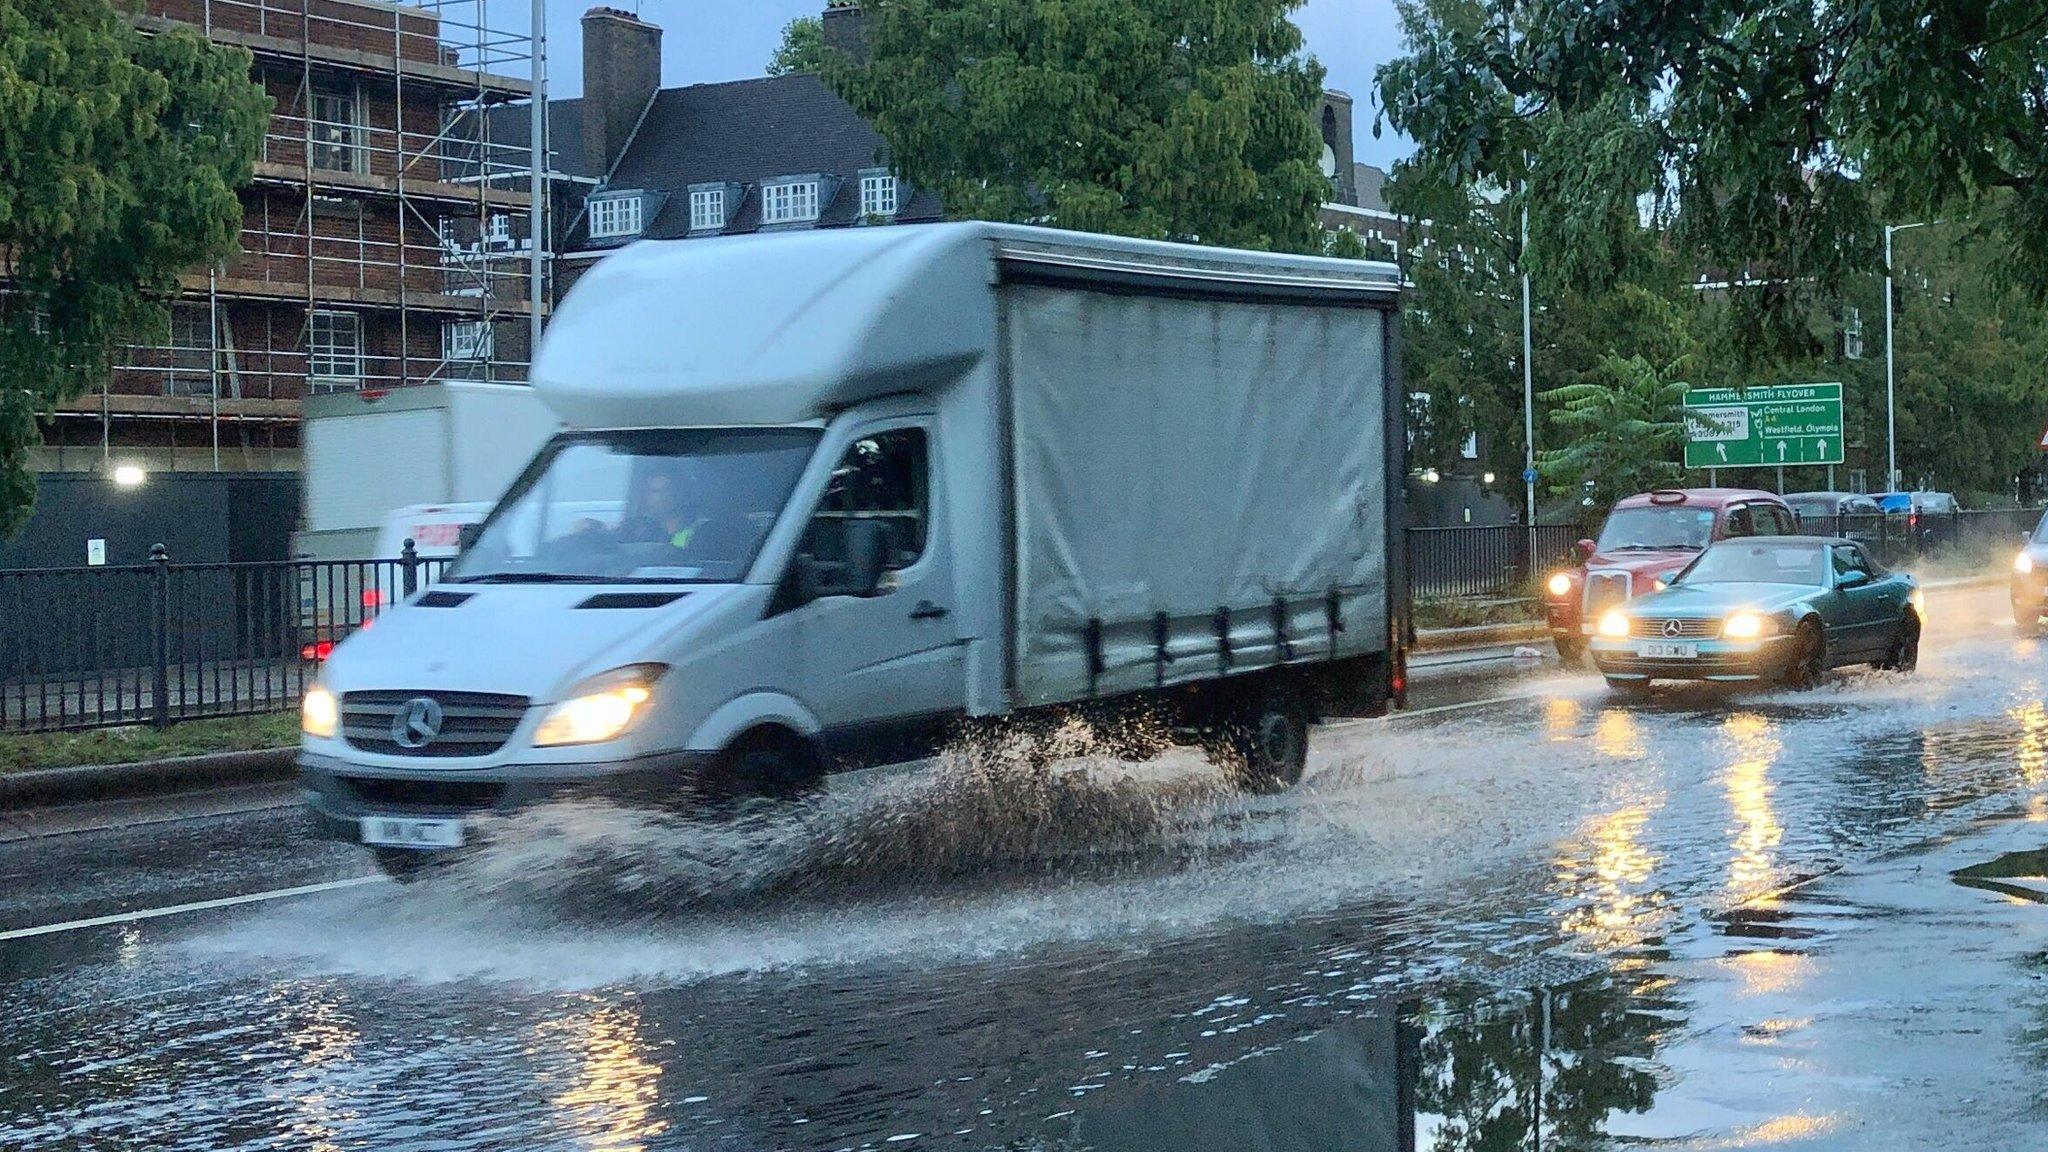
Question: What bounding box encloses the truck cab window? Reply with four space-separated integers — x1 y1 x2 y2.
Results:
802 428 930 571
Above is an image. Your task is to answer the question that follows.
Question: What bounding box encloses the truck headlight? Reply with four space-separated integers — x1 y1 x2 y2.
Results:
302 685 338 739
2018 552 2035 575
1598 610 1630 638
1546 572 1574 597
1722 612 1768 639
533 664 667 747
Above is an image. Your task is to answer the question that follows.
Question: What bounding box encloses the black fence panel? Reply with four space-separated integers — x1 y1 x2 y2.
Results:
1788 508 2042 567
0 548 450 734
1408 524 1585 599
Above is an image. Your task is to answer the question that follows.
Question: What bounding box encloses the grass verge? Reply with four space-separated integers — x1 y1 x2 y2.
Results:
1414 597 1543 630
0 711 297 774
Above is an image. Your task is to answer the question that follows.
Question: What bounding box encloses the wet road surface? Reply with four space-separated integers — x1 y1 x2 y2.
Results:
7 597 2048 1149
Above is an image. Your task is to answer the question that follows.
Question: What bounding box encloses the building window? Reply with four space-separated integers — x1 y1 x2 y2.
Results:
762 180 821 225
1843 306 1864 360
485 214 514 248
165 303 214 397
443 320 492 361
860 173 899 219
588 195 643 239
309 310 362 387
689 187 727 232
310 88 365 174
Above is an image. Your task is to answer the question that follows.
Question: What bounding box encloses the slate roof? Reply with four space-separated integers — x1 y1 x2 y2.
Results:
568 73 943 250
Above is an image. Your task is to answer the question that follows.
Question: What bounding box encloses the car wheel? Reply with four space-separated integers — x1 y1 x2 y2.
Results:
1784 619 1826 689
1555 635 1587 667
1209 687 1310 794
2016 605 2043 639
1881 612 1921 673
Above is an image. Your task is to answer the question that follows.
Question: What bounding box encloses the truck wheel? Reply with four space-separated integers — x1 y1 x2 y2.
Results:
1555 635 1587 667
1210 689 1310 794
709 729 825 801
371 848 445 884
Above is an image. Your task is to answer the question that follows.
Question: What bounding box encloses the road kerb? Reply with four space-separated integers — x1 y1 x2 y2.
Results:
0 748 294 810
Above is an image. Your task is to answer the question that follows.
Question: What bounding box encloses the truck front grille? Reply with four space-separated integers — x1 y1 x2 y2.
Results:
340 690 529 758
1582 571 1631 619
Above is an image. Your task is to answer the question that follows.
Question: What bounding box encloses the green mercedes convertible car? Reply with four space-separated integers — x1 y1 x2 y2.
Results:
1589 536 1922 691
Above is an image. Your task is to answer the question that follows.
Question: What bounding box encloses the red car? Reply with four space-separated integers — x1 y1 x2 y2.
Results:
1544 488 1798 662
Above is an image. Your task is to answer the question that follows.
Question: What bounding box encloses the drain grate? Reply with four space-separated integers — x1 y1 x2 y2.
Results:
1486 953 1608 991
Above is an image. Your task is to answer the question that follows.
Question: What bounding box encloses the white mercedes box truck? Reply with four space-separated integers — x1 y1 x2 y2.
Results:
297 224 1407 869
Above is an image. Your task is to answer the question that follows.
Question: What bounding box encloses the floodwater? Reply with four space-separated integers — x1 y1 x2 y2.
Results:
7 622 2048 1148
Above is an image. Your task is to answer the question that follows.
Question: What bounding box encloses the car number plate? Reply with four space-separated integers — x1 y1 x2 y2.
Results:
1637 641 1698 659
360 816 464 849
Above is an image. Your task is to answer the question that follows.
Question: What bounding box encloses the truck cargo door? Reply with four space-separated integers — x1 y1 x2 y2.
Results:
790 423 967 734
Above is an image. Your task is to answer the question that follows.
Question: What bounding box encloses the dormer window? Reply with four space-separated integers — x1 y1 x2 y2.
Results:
688 186 727 232
587 194 643 239
860 172 900 218
762 179 821 225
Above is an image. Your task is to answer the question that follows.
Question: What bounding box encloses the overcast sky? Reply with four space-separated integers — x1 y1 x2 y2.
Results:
534 0 1415 170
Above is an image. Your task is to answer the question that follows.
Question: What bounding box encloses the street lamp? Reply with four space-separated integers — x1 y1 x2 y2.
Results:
1884 220 1937 493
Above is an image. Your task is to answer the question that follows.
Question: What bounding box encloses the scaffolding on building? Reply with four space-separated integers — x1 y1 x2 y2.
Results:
83 0 547 472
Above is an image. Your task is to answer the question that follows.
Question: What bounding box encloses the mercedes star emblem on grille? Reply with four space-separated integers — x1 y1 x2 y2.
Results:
392 696 445 749
1662 619 1685 638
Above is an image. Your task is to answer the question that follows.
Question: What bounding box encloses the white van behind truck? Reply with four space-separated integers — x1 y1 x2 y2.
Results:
297 224 1408 872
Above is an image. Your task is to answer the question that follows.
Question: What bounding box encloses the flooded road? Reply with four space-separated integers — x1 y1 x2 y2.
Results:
8 611 2048 1149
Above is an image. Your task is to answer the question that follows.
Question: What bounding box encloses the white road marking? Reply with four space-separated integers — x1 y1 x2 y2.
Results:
0 875 385 942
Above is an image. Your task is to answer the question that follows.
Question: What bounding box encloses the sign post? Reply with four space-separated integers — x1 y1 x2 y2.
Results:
1683 383 1845 472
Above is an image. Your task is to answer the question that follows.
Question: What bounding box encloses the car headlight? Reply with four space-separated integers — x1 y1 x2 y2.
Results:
302 685 338 739
532 664 666 747
1722 612 1768 639
1546 572 1574 597
1598 609 1630 638
2018 552 2035 575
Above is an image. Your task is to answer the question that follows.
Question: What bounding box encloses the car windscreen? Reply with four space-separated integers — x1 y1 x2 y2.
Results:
1678 541 1827 586
1595 505 1717 552
446 428 821 585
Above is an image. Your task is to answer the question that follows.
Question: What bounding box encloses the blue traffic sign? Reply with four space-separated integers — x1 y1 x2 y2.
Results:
1522 468 1538 484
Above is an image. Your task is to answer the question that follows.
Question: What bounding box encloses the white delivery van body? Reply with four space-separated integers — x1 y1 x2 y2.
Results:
295 381 559 562
299 224 1406 862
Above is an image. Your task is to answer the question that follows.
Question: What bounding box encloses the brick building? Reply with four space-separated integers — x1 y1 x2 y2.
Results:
42 0 546 476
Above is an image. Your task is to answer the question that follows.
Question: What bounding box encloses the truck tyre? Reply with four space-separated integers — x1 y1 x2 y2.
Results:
1210 688 1310 794
371 848 444 884
1555 635 1587 667
708 729 824 801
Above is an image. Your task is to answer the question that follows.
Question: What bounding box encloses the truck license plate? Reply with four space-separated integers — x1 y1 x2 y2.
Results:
1637 641 1698 659
360 816 464 848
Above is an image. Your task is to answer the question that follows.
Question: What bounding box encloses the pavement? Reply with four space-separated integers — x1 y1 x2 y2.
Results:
2 573 2044 1149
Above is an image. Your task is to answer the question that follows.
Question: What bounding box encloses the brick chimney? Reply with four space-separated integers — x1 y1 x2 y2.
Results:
582 7 661 176
822 0 868 62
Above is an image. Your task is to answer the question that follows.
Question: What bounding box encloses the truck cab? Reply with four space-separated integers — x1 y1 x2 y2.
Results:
1543 488 1795 662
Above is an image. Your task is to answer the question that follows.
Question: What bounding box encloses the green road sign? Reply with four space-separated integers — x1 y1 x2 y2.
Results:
1682 382 1845 469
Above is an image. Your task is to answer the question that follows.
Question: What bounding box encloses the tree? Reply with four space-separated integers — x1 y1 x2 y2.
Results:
766 15 824 76
0 0 268 533
825 0 1332 253
1537 354 1691 514
1378 0 2048 349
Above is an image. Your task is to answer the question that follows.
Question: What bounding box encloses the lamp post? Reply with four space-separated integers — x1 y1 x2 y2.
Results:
1884 220 1935 492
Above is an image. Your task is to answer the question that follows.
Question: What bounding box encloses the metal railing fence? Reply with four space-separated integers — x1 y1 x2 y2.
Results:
0 543 447 734
1408 524 1586 599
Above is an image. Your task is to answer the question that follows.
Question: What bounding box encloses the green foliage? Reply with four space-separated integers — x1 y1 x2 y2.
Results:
1537 354 1690 512
766 15 825 76
1376 0 2048 339
0 0 267 534
825 0 1332 253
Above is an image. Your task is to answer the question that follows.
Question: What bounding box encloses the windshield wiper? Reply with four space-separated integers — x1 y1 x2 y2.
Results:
1605 543 1699 552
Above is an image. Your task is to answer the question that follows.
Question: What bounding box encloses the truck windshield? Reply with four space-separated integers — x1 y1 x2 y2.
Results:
445 428 820 585
1595 506 1717 552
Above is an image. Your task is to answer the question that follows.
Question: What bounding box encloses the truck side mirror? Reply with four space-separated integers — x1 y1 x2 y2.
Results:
842 518 891 598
